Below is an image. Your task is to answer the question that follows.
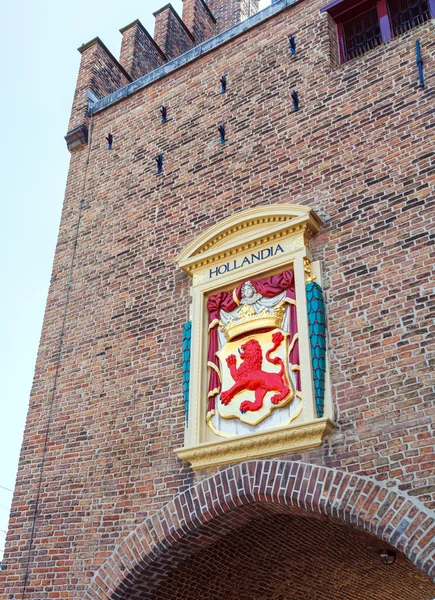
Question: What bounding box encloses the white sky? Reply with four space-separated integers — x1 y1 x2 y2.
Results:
0 0 271 563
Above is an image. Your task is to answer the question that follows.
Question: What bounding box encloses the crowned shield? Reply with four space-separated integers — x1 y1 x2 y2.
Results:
216 306 294 426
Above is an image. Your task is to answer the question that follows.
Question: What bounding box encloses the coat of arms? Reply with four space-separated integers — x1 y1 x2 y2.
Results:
175 205 333 468
207 270 301 435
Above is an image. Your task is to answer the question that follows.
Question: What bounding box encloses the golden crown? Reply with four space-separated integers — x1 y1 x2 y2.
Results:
220 302 286 341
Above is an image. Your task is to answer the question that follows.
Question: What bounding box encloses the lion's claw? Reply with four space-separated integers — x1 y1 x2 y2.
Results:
271 393 284 405
221 391 232 405
226 354 237 367
240 401 252 413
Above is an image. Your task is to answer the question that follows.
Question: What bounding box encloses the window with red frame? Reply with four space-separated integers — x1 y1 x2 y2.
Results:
321 0 435 63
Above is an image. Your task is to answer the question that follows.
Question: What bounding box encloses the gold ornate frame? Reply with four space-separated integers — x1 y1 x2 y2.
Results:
175 205 335 469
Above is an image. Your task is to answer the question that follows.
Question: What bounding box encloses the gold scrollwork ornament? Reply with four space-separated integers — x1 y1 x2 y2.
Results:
304 258 316 284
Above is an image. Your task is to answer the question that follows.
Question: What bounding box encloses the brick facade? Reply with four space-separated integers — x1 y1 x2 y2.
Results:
2 0 435 598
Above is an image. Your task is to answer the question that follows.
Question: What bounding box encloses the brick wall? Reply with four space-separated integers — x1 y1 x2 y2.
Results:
2 0 435 597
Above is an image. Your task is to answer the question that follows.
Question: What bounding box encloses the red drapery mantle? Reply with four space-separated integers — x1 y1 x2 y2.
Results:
206 270 300 416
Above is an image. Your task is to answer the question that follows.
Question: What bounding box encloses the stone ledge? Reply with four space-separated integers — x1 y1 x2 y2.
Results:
175 418 335 470
65 124 88 151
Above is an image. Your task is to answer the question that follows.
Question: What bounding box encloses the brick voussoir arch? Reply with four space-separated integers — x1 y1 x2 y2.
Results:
84 460 435 599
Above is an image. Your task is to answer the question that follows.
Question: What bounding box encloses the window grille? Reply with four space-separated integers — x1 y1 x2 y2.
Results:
321 0 434 64
342 7 382 62
388 0 431 36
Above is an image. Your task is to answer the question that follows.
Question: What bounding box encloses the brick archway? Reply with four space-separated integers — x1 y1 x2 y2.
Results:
84 461 435 599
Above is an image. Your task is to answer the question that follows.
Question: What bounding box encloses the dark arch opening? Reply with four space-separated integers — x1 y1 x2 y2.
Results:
153 510 435 600
111 503 435 600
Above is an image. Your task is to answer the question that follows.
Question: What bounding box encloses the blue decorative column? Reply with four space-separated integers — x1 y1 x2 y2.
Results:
182 321 192 422
306 281 326 418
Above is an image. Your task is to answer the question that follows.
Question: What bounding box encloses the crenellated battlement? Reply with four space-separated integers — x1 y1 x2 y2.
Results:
153 4 195 61
65 0 261 150
65 37 132 149
120 19 167 81
182 0 217 43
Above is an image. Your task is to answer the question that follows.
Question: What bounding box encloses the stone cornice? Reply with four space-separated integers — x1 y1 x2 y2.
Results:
64 124 88 152
175 418 336 470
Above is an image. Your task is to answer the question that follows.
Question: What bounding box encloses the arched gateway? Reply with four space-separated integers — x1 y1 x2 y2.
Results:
85 460 435 599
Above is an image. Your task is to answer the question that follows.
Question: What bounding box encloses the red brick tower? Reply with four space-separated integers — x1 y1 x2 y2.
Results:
2 0 435 598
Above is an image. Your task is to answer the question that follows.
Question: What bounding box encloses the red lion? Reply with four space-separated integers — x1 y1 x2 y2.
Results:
220 331 290 414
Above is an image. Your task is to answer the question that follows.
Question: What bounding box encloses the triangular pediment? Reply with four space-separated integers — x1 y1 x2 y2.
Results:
177 204 322 276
